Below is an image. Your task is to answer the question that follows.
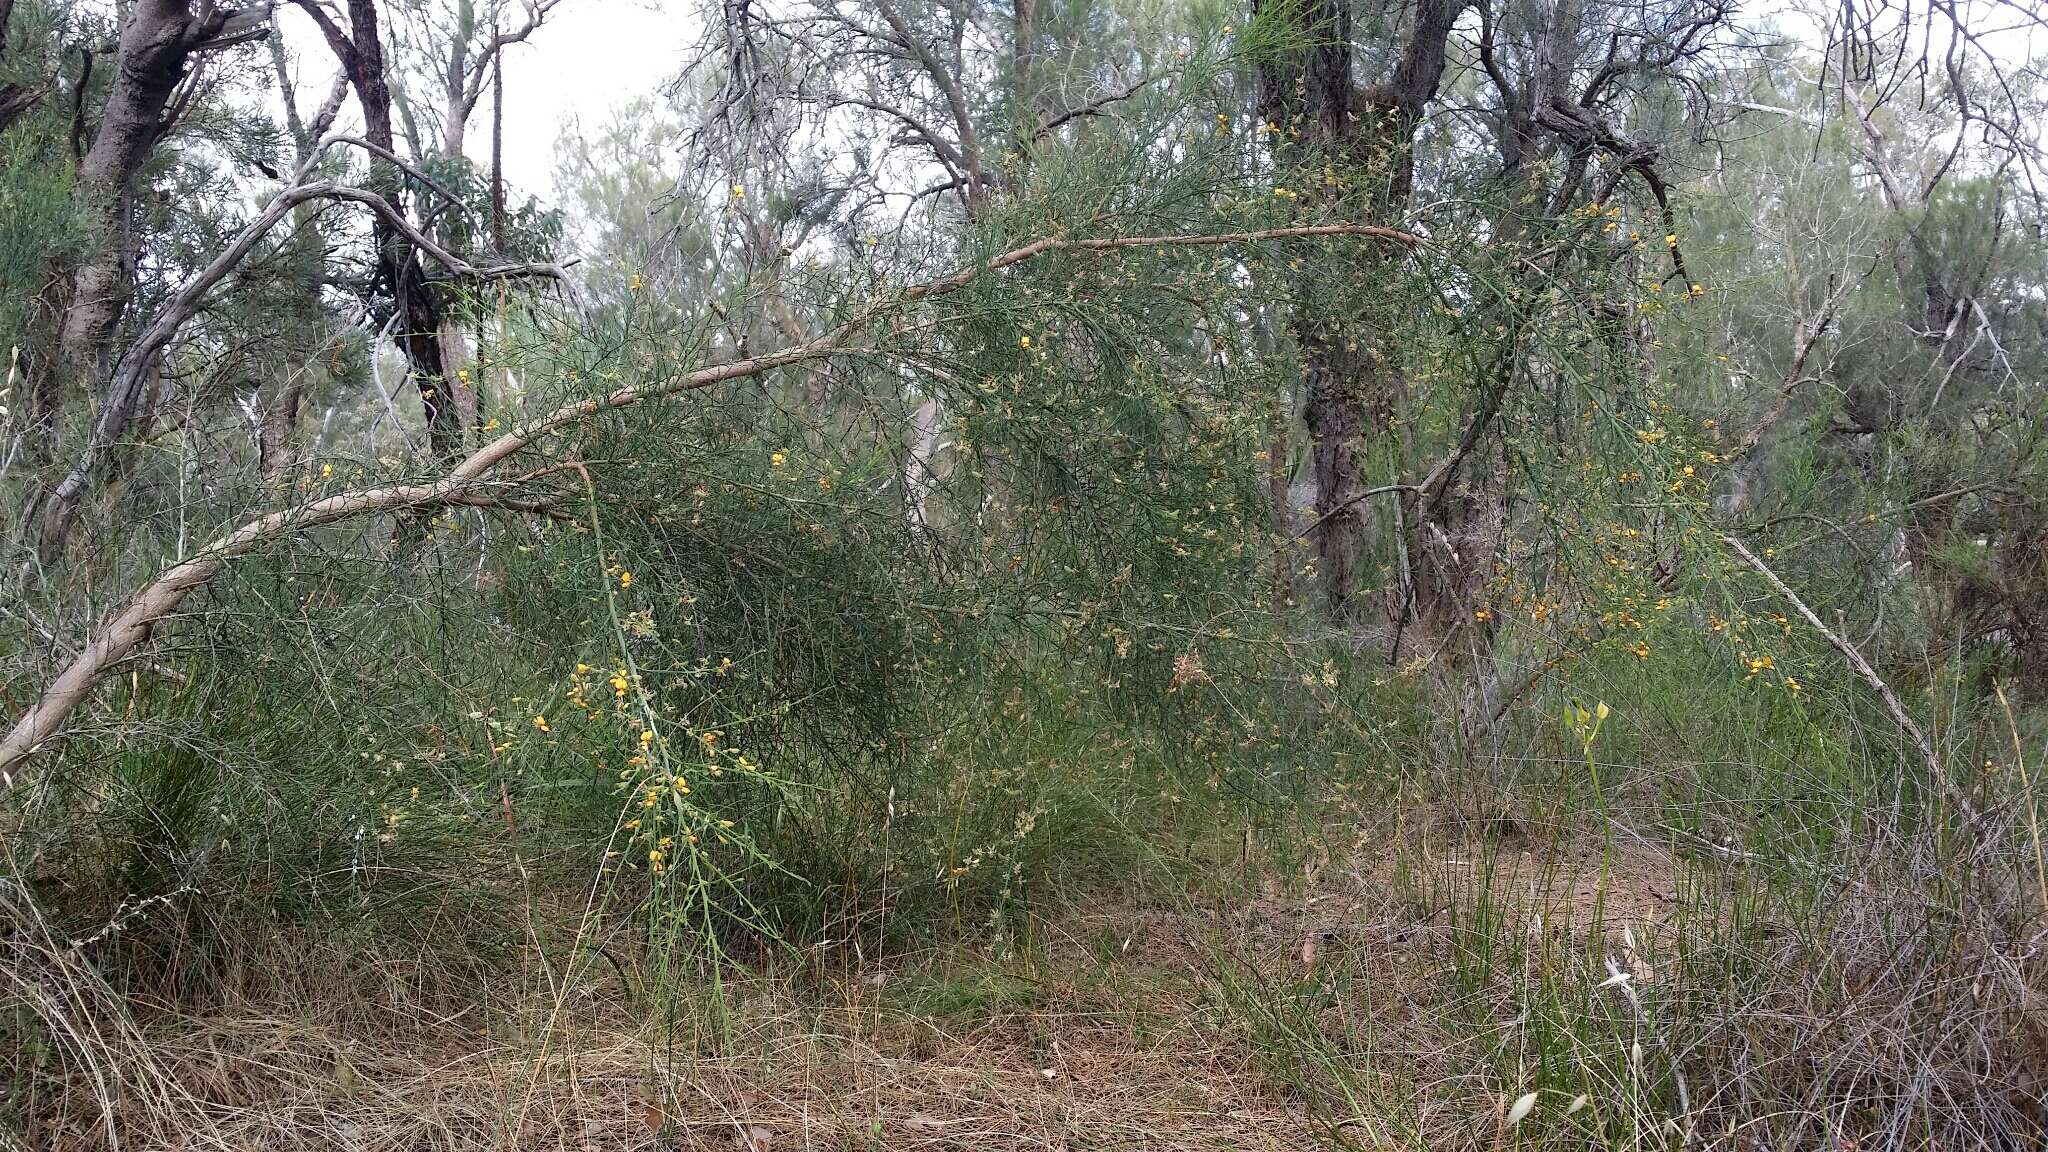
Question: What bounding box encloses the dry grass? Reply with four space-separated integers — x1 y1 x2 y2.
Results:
8 889 1320 1151
9 809 2045 1150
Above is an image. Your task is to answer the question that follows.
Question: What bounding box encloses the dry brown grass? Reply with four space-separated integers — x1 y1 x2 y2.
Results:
10 891 1321 1151
10 810 2043 1151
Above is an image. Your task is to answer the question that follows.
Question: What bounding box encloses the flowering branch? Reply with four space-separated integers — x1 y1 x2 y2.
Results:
1723 534 1985 835
0 221 1423 788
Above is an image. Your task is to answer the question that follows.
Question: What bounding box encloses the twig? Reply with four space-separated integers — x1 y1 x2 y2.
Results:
1725 276 1849 464
1723 534 1985 834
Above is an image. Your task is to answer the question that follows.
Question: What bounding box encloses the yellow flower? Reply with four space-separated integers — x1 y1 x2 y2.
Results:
1664 233 1677 247
629 273 642 292
731 183 745 200
770 450 787 468
618 571 633 589
320 462 334 478
532 714 550 733
1018 335 1032 349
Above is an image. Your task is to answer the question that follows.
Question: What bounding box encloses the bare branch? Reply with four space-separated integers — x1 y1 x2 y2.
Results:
0 221 1423 784
34 135 574 560
1724 534 1985 835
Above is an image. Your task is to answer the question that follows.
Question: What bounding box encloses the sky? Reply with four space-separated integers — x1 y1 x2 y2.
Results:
260 0 2048 223
271 0 689 199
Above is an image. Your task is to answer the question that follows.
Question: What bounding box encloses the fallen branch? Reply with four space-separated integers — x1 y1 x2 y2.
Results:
0 220 1423 788
1723 534 1985 834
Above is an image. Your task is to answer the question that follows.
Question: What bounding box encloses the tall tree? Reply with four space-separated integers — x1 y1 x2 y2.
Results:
293 0 462 456
31 0 267 561
1253 0 1464 625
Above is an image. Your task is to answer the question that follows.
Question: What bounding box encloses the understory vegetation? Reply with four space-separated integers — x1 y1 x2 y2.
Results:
3 0 2048 1146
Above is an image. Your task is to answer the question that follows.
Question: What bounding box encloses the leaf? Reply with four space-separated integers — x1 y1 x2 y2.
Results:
1505 1091 1539 1126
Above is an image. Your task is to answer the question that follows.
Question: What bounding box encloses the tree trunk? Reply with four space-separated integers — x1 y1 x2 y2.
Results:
34 0 256 561
1253 0 1461 624
301 0 460 457
60 0 239 376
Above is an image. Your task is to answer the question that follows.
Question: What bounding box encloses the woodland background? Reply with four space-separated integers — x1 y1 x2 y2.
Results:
2 0 2048 1146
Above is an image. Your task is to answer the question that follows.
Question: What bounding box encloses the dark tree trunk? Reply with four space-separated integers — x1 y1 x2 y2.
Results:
1253 0 1462 624
352 0 457 457
297 0 460 458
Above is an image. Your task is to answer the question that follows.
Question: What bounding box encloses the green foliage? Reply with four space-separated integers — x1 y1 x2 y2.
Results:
2 2 2047 1147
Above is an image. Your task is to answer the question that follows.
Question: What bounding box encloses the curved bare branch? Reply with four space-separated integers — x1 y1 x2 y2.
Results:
0 221 1422 785
35 135 575 561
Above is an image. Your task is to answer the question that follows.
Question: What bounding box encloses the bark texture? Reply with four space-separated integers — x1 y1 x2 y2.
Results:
1253 0 1463 624
60 0 257 375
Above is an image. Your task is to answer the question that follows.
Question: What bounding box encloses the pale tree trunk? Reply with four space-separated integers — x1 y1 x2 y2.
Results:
35 0 262 561
60 0 254 374
415 0 561 449
433 0 478 444
256 43 350 482
907 393 945 534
